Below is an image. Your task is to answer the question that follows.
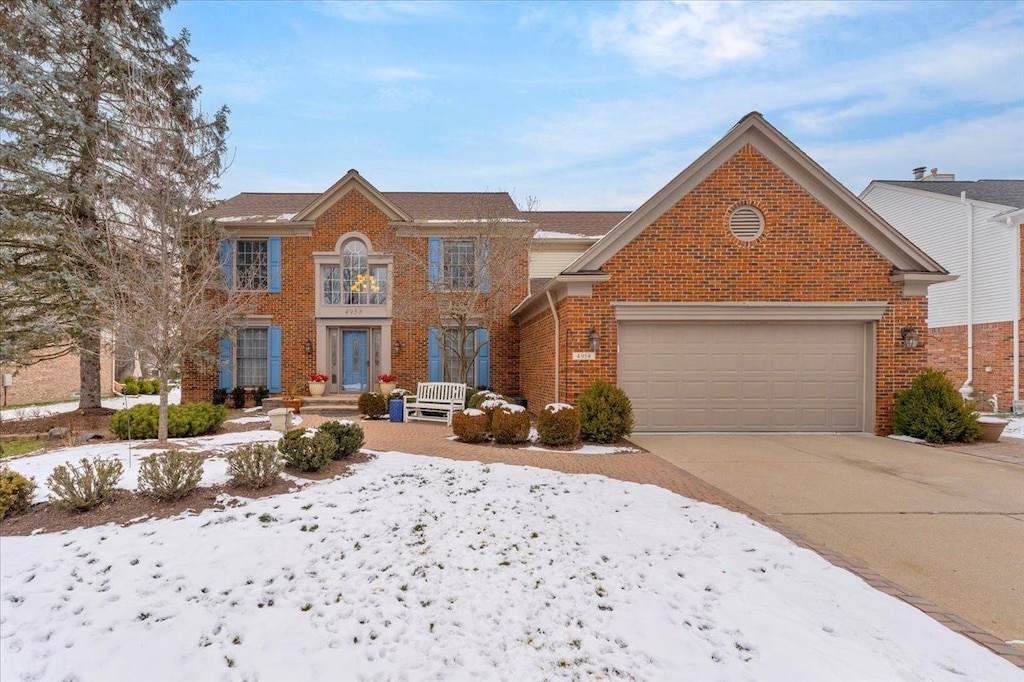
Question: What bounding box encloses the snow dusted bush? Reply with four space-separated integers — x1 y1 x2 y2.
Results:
452 409 489 443
467 391 503 410
538 403 580 447
358 392 388 419
479 398 508 430
317 420 364 458
578 380 634 444
277 429 337 472
226 443 282 489
0 467 36 519
46 457 124 511
137 451 204 500
491 404 530 445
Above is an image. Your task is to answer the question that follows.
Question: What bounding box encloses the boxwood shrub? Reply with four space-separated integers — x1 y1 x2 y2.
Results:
452 409 489 443
491 404 531 444
358 392 388 419
0 467 36 520
537 403 580 447
277 429 337 472
317 420 365 458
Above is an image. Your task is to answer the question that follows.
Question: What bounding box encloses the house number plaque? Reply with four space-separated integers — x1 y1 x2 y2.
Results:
572 352 596 361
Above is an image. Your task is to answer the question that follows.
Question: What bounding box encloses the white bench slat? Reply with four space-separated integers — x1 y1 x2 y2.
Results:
404 382 467 426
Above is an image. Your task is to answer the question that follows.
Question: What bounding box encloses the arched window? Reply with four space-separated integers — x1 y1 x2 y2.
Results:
342 239 369 304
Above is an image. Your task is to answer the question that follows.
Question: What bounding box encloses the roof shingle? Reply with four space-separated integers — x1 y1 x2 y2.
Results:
875 180 1024 208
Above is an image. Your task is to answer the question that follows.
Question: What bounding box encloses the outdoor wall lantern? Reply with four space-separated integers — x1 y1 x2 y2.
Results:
588 327 600 353
393 339 403 356
304 338 313 357
900 326 920 350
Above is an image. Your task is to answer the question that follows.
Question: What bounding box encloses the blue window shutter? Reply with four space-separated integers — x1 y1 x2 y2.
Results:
479 241 490 293
428 238 441 285
475 328 490 389
219 240 233 288
428 326 441 381
268 326 282 393
267 238 282 293
218 337 233 390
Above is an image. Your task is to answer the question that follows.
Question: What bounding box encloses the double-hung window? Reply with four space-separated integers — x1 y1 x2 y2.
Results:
443 240 475 290
236 239 268 290
236 328 269 387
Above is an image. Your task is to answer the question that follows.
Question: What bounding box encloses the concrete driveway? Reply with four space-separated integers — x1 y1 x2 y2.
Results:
630 433 1024 650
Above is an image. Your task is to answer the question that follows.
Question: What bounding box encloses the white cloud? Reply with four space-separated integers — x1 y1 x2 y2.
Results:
590 1 852 77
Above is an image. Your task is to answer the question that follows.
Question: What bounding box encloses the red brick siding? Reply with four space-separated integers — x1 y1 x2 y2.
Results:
519 144 929 434
1 345 114 407
928 321 1019 406
182 190 527 401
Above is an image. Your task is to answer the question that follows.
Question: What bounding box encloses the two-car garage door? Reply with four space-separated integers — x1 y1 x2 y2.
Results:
618 322 871 432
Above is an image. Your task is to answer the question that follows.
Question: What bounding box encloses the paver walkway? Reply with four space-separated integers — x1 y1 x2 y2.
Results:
304 416 1023 670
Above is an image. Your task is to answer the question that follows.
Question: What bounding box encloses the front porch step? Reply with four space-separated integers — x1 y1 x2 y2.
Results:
263 394 362 418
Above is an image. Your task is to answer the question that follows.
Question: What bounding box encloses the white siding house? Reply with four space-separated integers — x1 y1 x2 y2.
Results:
860 178 1023 407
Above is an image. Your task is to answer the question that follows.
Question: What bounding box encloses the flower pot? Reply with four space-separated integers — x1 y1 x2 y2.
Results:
308 381 327 397
379 382 396 396
282 398 302 414
977 416 1009 442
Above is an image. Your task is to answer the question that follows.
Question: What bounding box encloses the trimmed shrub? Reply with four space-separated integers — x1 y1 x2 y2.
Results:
479 398 507 430
226 443 282 489
452 409 489 443
142 379 160 395
231 386 247 409
468 391 503 410
317 420 364 458
110 403 227 439
894 369 981 444
537 403 581 447
578 380 634 444
0 467 36 520
278 429 337 472
358 392 388 419
47 457 124 511
492 404 531 444
121 376 141 396
211 388 228 405
137 451 204 500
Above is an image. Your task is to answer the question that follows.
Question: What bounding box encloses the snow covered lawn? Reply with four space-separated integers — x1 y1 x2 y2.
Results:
4 430 281 505
2 452 1018 681
0 387 182 421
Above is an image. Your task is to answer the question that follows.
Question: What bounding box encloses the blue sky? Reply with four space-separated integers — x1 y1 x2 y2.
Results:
165 1 1024 210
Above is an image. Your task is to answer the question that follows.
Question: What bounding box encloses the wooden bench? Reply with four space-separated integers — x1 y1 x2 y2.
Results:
404 382 467 426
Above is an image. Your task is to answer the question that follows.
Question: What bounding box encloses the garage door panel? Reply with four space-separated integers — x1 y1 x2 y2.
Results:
619 321 867 432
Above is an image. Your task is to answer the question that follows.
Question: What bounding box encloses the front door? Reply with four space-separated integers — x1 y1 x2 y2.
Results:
342 330 368 391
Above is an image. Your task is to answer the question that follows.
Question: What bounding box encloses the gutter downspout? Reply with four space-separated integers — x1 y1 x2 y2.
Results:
1014 217 1021 403
546 290 560 404
960 191 975 400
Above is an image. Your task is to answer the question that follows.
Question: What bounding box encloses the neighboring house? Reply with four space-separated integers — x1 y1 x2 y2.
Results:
861 175 1023 411
1 340 115 408
183 112 952 434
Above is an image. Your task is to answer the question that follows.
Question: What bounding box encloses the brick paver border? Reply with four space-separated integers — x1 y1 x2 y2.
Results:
343 418 1024 670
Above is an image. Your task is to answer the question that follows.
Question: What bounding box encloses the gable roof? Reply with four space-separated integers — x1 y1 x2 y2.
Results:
869 180 1024 208
531 211 630 239
200 193 319 223
384 192 521 222
565 112 949 276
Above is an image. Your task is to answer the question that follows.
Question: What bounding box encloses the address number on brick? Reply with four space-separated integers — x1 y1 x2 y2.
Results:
343 308 364 316
572 352 596 361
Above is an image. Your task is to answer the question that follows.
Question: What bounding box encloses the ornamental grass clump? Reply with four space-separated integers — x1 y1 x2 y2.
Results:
277 429 337 472
537 403 581 447
578 380 634 444
452 409 490 443
358 392 388 419
317 420 365 458
491 404 531 445
137 451 204 500
46 457 124 511
0 467 36 520
226 443 282 489
894 369 981 444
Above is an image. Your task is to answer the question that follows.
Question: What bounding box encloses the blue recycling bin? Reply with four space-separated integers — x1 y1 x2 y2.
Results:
389 398 404 422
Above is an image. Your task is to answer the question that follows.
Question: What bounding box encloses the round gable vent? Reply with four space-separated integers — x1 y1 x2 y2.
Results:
729 206 764 241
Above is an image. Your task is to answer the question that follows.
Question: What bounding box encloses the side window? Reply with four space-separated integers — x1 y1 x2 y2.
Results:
236 239 268 290
322 264 341 304
443 240 475 290
236 328 269 387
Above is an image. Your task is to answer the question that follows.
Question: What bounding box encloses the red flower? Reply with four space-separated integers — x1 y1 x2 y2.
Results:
377 373 399 382
309 373 329 383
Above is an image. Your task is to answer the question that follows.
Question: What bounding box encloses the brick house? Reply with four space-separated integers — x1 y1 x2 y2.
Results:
183 112 952 434
861 175 1023 413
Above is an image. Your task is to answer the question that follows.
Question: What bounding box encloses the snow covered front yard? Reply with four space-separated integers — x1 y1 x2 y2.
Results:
1 452 1019 681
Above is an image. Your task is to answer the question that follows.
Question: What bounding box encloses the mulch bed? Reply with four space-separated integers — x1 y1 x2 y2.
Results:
0 408 117 437
0 451 375 537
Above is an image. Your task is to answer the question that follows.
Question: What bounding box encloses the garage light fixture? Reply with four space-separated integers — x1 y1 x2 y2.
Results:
900 326 920 350
588 327 600 353
393 339 403 356
304 338 313 357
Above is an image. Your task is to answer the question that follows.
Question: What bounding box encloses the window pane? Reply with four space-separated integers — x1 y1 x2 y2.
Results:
236 240 268 290
342 239 369 305
322 265 341 304
236 328 268 387
443 240 475 290
442 328 476 385
370 265 388 305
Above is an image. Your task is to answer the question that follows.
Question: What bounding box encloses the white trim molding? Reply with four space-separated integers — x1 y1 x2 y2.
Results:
889 271 958 297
